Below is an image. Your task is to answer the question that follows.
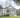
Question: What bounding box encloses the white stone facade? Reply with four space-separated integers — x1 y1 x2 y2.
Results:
0 2 17 16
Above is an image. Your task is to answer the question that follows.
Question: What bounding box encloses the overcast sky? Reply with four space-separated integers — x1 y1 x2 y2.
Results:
0 0 20 9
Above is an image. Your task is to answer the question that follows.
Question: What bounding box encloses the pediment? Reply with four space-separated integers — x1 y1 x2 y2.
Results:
8 7 12 8
6 4 15 9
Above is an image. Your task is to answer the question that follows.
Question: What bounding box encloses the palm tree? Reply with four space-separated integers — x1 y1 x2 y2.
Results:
13 0 20 6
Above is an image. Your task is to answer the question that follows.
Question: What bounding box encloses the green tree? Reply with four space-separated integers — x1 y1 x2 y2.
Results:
6 9 9 13
0 5 3 18
0 5 3 9
16 10 18 13
13 0 20 6
19 9 20 14
0 5 3 12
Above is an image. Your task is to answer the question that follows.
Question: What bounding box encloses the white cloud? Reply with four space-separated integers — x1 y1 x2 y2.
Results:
0 0 6 8
0 0 20 9
0 0 6 3
10 1 20 9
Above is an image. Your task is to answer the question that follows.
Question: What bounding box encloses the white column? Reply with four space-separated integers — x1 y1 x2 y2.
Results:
15 10 17 16
3 9 4 15
9 10 10 14
12 10 14 16
9 10 12 16
15 10 16 15
11 10 12 14
5 9 6 14
11 10 12 16
9 10 10 16
1 10 2 14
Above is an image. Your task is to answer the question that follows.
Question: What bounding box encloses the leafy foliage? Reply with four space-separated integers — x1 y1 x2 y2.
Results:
0 5 3 9
16 10 18 12
0 5 3 12
7 9 9 13
19 9 20 14
13 0 20 5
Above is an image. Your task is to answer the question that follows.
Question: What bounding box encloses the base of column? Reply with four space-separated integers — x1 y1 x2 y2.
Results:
9 14 17 16
14 15 17 16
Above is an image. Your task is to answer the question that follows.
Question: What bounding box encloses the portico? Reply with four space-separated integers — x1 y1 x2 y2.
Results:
6 8 16 16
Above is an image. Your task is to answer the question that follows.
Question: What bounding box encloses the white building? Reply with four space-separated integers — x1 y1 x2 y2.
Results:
0 2 17 16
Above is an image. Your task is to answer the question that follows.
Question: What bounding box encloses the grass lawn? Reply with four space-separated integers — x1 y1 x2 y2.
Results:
0 16 20 18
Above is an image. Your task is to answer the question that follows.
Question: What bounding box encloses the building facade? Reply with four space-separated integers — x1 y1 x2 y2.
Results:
0 2 17 16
